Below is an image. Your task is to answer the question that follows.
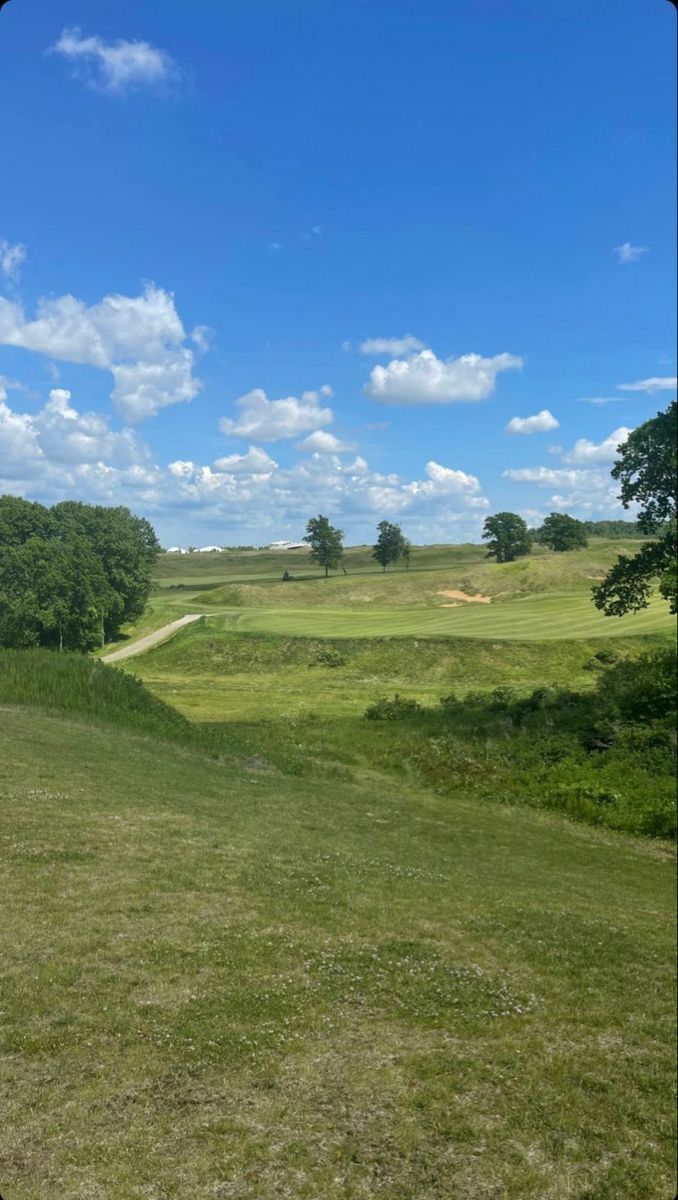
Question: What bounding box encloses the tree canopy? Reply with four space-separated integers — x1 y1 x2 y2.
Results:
538 512 588 553
0 496 159 651
483 512 531 563
593 401 677 615
303 514 344 577
372 520 408 571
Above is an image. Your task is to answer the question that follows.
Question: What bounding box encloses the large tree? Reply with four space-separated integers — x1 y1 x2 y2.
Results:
482 512 531 563
0 495 159 649
593 401 677 615
372 520 407 571
538 512 588 553
303 514 344 578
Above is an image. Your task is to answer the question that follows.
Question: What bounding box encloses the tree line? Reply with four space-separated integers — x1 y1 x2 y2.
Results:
0 497 160 651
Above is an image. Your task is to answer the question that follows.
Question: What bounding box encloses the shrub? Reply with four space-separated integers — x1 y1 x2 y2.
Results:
365 694 423 721
315 647 347 668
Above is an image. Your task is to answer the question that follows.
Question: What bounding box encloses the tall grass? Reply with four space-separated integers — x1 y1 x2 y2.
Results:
0 648 196 744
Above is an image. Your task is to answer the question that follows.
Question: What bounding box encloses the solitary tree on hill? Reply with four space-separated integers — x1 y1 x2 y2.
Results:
539 512 588 552
482 512 531 563
593 400 677 615
401 537 413 570
372 520 407 571
304 514 344 578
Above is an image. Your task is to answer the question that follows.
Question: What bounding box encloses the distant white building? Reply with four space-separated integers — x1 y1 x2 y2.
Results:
269 540 306 550
166 546 190 554
196 545 223 553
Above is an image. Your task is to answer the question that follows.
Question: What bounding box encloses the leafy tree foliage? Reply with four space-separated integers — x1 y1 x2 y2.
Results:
482 512 531 563
0 495 159 650
538 512 588 552
303 513 344 577
401 538 413 570
582 519 643 539
371 520 407 570
593 401 677 615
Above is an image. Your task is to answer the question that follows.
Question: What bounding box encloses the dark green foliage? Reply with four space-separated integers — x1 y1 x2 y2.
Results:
0 648 196 744
362 648 677 837
282 570 293 582
365 694 424 720
303 514 344 577
371 520 408 571
538 512 589 552
594 401 677 615
482 512 531 563
314 647 347 668
0 495 159 649
582 520 643 538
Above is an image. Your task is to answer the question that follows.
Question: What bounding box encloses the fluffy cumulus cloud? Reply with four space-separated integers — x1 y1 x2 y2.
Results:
365 348 523 405
297 430 356 454
220 386 334 442
506 409 559 435
0 239 26 282
563 426 632 464
0 385 149 489
614 242 647 264
50 28 179 95
0 380 493 542
617 376 677 393
0 284 201 421
213 446 278 475
359 335 426 357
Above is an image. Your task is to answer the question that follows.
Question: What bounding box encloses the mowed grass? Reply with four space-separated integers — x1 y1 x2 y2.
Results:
205 590 673 640
1 704 675 1199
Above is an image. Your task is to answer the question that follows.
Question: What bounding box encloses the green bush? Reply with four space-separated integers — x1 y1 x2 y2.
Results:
365 694 424 721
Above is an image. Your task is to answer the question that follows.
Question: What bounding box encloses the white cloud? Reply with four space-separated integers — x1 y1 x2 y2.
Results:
617 376 677 393
506 409 559 435
563 426 632 464
614 242 648 264
0 283 201 421
503 466 590 488
50 27 179 95
297 430 356 454
359 335 426 357
0 385 149 486
365 348 523 405
0 239 26 282
219 387 334 442
213 446 278 475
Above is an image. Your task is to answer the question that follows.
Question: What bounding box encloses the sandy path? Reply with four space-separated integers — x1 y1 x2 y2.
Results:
101 614 204 663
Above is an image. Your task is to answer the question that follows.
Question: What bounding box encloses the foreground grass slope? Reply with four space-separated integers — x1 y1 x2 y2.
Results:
1 692 675 1199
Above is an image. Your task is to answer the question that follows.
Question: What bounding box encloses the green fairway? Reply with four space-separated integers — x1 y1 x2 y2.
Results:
1 703 675 1199
201 589 673 640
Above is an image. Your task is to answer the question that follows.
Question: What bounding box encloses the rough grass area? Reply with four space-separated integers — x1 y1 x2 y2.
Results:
127 626 671 718
0 648 195 744
1 705 675 1199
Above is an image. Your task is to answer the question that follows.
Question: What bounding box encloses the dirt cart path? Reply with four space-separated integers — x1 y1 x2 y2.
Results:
101 614 204 663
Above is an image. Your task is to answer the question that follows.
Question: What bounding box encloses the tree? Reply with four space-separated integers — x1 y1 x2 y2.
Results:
482 512 531 563
402 538 413 570
372 520 407 571
303 514 344 577
538 512 588 553
593 401 677 615
0 495 159 649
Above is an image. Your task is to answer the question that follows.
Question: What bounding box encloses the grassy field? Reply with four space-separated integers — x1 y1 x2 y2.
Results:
2 540 675 1196
1 697 675 1199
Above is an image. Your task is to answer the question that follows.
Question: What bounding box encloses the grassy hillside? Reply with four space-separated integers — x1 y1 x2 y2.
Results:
129 625 670 719
1 688 675 1198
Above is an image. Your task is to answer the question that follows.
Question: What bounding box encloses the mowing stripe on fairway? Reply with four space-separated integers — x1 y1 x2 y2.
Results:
207 591 674 641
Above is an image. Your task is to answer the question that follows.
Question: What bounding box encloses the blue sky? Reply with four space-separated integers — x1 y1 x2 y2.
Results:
0 0 675 546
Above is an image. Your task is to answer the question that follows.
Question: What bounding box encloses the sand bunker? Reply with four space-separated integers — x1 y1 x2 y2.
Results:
437 589 491 604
